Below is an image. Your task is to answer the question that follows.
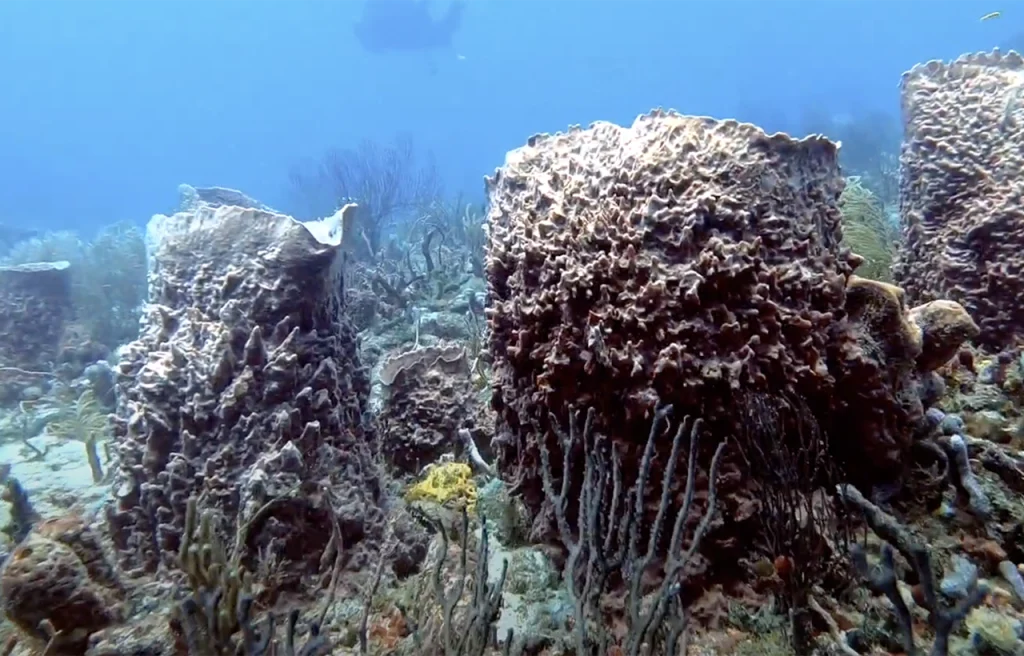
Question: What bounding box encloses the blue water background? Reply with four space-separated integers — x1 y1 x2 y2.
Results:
0 0 1012 232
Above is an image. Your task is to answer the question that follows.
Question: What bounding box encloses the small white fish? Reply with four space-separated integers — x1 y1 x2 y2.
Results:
981 11 1001 21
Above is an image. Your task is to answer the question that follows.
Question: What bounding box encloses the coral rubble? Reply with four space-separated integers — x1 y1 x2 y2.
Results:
106 202 385 588
894 49 1024 351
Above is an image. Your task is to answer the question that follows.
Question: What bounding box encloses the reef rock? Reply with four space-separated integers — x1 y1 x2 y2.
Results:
894 49 1024 351
0 261 72 371
107 202 384 587
485 110 974 542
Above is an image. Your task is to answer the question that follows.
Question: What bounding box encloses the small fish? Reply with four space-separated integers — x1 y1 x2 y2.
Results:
981 11 1001 21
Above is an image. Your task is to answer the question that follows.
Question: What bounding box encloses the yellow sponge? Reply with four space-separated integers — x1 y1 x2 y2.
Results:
405 462 477 512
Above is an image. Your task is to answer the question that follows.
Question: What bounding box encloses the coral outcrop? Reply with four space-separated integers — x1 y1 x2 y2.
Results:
484 110 976 544
893 49 1024 351
106 202 384 588
0 261 72 371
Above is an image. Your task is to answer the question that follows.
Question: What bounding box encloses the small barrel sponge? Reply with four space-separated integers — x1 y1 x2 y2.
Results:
377 343 475 476
1 523 122 646
0 261 73 371
894 49 1024 351
35 515 123 593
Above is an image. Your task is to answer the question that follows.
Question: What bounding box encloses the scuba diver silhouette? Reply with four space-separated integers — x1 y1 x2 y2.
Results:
353 0 465 54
